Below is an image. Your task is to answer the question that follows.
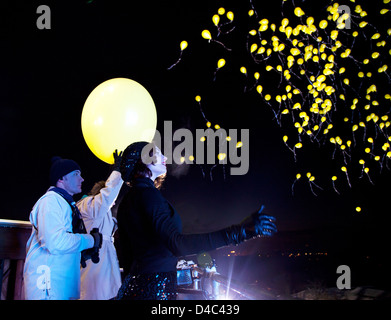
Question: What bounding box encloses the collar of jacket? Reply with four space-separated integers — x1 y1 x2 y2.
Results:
133 177 155 188
49 187 75 204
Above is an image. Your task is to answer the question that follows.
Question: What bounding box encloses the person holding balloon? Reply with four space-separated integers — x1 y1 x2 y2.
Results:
77 150 124 300
114 141 277 300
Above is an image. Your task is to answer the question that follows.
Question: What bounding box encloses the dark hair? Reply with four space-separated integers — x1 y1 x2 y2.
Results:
127 159 166 190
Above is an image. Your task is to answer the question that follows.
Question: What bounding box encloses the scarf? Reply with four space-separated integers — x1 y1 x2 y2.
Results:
50 187 87 234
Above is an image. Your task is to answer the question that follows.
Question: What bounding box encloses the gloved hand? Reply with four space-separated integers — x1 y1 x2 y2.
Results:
224 205 277 245
112 149 123 172
80 228 102 268
90 228 102 249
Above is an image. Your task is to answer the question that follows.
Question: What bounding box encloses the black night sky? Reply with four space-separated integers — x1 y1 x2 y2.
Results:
1 0 390 292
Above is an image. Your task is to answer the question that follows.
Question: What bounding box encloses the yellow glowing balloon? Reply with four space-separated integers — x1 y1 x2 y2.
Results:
259 24 268 32
359 21 368 28
306 16 314 26
217 153 227 161
212 14 220 26
372 52 380 59
201 29 212 40
295 142 303 149
319 20 328 29
285 26 292 38
294 7 305 17
217 58 226 68
180 40 188 51
371 33 381 40
81 78 157 164
259 18 269 25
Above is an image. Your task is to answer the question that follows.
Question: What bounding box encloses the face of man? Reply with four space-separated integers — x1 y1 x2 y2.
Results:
58 170 84 196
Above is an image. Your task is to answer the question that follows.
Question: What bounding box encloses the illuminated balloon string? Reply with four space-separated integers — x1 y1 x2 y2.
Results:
212 14 223 37
341 166 352 188
351 125 357 147
331 176 340 195
306 172 323 197
240 66 249 92
358 159 366 179
247 73 261 92
213 38 232 51
341 147 351 165
285 66 301 82
213 58 226 81
167 41 188 70
360 123 367 142
277 103 286 124
329 138 337 159
291 173 301 196
197 164 206 179
312 123 324 143
219 11 235 34
210 154 228 181
363 167 375 185
282 135 297 162
213 70 219 81
249 0 258 18
219 23 236 35
276 56 287 87
210 164 217 181
167 52 184 70
202 30 232 51
280 0 287 17
194 95 209 123
380 154 388 172
268 104 281 126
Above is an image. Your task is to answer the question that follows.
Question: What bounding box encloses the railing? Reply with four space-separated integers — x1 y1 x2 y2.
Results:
1 219 291 300
0 219 32 300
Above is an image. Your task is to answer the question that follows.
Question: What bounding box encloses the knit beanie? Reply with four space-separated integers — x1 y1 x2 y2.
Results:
50 156 81 186
120 141 149 182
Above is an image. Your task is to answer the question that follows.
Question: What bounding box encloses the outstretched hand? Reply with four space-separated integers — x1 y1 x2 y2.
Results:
225 205 277 245
112 149 123 171
253 205 277 237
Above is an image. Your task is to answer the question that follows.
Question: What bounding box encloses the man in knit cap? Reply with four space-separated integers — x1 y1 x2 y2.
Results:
23 156 102 300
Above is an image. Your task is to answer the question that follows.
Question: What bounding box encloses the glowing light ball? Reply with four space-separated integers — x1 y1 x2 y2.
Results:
81 78 157 164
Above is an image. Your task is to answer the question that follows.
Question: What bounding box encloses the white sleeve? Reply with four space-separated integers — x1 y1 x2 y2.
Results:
35 194 94 254
77 170 123 222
